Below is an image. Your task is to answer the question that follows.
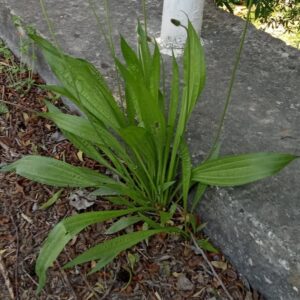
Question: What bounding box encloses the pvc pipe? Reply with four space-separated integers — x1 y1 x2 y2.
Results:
159 0 205 54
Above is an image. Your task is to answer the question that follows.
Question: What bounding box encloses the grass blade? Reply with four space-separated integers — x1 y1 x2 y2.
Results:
40 189 63 210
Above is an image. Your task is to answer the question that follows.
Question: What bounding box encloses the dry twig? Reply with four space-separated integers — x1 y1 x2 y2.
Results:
0 251 15 300
191 234 233 300
0 99 38 113
56 260 78 300
10 212 20 300
65 251 102 300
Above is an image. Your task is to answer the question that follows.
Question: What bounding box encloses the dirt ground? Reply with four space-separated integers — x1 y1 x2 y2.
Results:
0 42 264 300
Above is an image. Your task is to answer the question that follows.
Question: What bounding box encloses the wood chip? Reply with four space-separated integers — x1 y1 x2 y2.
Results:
21 213 33 224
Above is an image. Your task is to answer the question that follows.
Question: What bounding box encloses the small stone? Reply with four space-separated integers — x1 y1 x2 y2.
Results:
177 274 194 291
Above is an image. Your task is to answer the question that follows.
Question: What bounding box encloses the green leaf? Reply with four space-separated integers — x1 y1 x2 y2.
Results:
138 213 162 229
95 182 149 206
180 140 192 212
64 229 171 270
120 36 143 78
45 101 107 166
105 215 142 234
116 60 166 140
192 153 298 186
119 126 157 181
137 21 151 80
161 181 176 192
120 36 143 124
191 184 207 212
167 54 179 135
44 100 133 174
127 252 139 271
183 20 206 117
149 42 161 101
159 203 176 225
166 21 206 185
29 33 127 130
191 142 221 212
0 156 113 187
44 84 134 178
40 85 82 110
105 196 134 208
41 111 99 144
90 186 120 197
40 189 63 210
197 238 219 254
89 253 118 274
35 207 147 293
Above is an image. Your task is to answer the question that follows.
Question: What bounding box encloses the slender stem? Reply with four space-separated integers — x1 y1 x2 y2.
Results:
89 0 124 107
142 0 148 36
39 0 60 49
88 0 113 56
104 0 125 107
207 0 253 159
104 0 116 58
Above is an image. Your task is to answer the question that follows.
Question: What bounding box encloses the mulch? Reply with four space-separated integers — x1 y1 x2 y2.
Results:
0 42 264 300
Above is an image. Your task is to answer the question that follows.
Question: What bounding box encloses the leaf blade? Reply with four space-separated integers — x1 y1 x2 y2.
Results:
192 153 297 186
35 207 148 293
105 215 142 235
64 229 171 269
0 156 113 188
40 189 63 210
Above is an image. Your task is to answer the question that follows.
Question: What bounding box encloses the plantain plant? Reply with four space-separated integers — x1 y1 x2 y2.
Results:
0 11 298 293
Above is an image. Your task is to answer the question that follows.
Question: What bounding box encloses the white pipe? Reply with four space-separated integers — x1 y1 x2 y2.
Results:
159 0 205 55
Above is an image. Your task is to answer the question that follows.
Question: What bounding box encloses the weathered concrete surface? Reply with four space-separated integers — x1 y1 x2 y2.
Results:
0 0 299 299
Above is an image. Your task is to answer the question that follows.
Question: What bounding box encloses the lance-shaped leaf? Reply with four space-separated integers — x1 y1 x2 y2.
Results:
192 153 298 186
0 156 113 187
63 228 173 270
44 100 109 166
35 208 148 293
29 33 127 130
183 20 206 117
40 189 63 210
91 181 149 206
180 140 192 212
119 126 157 177
105 215 143 235
42 112 99 144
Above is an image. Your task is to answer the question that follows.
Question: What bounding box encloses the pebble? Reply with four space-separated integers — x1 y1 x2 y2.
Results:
177 274 194 291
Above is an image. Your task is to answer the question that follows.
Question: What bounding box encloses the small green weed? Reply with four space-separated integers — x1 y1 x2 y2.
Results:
0 16 37 94
0 39 34 94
